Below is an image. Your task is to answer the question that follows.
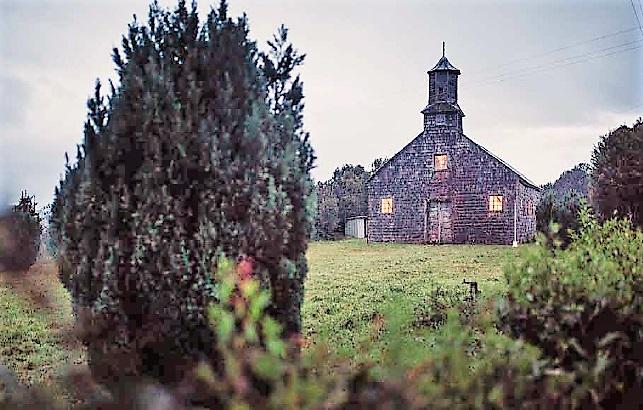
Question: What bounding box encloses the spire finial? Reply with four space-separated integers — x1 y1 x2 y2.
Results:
442 41 445 57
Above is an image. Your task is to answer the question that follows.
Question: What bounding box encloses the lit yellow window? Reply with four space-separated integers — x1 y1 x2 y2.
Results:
489 195 503 212
381 197 393 214
434 154 448 171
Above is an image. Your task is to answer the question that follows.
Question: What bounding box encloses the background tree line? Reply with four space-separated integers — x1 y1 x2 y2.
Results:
313 158 387 239
313 117 641 245
537 118 642 247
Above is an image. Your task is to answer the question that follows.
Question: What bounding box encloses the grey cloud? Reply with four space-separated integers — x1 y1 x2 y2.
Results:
0 0 641 205
0 75 31 127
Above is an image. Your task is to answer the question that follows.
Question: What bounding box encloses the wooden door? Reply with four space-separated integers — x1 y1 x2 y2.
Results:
425 200 453 244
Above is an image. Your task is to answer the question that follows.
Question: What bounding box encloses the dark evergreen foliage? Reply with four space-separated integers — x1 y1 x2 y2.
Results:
0 191 42 271
535 191 583 248
49 0 314 385
541 163 590 200
590 119 643 227
502 212 643 408
313 160 386 239
370 157 388 174
313 181 340 240
332 164 370 228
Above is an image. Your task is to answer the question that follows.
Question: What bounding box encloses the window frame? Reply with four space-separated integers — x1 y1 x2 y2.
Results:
436 113 446 125
381 197 393 214
488 195 503 212
434 154 448 171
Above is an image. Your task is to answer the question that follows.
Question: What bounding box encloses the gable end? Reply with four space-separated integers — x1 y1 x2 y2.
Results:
367 131 425 184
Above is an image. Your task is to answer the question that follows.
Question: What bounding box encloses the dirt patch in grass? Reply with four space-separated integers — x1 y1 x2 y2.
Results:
0 259 84 386
2 261 63 310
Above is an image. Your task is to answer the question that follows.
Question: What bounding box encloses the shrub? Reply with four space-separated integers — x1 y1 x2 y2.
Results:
413 285 478 331
5 261 572 409
0 191 42 271
50 0 314 386
501 209 643 408
536 191 583 248
591 119 643 227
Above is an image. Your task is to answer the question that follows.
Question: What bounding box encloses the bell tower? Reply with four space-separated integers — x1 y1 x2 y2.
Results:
422 43 465 132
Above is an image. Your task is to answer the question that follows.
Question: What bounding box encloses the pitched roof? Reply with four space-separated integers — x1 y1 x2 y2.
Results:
367 131 540 191
367 132 424 183
421 101 465 116
462 134 540 190
429 56 460 74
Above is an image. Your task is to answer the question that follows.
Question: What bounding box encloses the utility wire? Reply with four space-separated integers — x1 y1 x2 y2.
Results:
472 43 642 87
468 41 642 88
467 27 639 77
466 39 642 87
631 0 643 38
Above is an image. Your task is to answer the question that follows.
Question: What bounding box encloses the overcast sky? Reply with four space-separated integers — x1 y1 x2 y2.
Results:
1 0 642 207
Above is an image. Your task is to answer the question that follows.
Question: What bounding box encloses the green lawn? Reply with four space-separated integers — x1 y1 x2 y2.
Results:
0 261 84 387
302 239 524 358
0 241 524 386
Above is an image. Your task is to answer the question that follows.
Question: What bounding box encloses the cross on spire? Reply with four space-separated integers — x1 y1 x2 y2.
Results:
442 41 445 57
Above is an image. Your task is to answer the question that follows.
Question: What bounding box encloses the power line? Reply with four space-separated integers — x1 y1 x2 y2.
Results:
468 38 641 84
471 42 642 86
468 41 643 88
466 39 642 87
467 27 639 77
631 0 643 38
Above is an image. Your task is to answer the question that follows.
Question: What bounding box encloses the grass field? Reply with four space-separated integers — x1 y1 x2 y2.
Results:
0 260 84 387
302 240 521 360
0 240 523 386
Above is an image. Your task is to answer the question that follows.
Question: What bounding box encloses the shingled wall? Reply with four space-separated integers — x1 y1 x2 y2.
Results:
367 126 540 244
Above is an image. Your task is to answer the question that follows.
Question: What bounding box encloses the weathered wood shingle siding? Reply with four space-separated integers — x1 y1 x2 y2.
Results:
367 51 540 244
516 181 540 242
367 127 540 244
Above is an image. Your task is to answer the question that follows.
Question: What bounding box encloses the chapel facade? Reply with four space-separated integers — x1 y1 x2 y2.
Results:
367 47 540 244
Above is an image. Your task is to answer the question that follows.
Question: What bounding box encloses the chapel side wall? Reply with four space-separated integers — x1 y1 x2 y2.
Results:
515 182 540 243
447 136 518 245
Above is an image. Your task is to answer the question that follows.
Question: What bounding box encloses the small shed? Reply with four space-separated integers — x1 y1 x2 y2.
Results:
345 216 368 238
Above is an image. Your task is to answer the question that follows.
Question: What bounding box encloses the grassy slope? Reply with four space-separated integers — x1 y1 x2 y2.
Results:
302 239 521 358
0 260 84 386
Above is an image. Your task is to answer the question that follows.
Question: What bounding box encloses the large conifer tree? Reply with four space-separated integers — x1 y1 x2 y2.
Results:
50 0 314 383
591 120 642 227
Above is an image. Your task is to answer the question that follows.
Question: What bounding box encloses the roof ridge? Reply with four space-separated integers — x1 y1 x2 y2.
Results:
462 134 540 190
367 131 425 183
367 131 540 191
429 55 460 73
